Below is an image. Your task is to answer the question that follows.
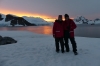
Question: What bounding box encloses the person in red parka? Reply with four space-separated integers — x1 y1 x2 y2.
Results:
63 14 78 55
53 15 65 53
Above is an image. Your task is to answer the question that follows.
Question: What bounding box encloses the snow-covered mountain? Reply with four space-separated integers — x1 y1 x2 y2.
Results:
74 16 89 24
22 16 50 25
74 16 100 25
0 14 51 26
1 13 100 26
0 14 10 26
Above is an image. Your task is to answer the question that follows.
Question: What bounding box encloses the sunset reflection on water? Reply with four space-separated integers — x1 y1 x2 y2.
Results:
26 26 52 35
0 26 53 35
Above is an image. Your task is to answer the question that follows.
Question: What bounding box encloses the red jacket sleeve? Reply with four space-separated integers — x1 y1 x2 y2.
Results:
70 20 77 30
53 22 56 36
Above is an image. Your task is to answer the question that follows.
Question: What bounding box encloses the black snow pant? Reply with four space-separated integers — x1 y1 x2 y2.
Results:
55 37 64 52
64 30 77 52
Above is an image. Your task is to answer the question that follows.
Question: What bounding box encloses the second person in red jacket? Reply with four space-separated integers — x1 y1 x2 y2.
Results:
63 14 78 55
53 15 65 53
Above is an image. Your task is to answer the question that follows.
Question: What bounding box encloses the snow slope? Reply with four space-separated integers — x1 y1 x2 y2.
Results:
0 31 100 66
23 16 50 25
0 14 51 26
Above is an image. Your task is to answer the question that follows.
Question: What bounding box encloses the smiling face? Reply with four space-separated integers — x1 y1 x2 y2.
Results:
64 14 69 20
58 15 62 21
65 17 69 20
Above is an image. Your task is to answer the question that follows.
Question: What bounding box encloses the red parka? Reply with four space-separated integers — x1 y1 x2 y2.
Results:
63 19 77 38
53 20 64 38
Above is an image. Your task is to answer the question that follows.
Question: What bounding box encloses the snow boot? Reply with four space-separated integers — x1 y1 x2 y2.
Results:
74 51 78 55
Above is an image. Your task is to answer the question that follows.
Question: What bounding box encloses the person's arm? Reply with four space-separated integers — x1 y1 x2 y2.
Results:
70 20 77 30
53 22 56 38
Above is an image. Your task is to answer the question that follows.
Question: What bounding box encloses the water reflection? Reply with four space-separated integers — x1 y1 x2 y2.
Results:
42 26 52 34
0 25 100 38
75 25 100 38
0 26 52 35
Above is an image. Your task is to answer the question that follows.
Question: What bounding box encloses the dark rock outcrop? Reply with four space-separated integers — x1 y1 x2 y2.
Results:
5 14 36 26
0 14 4 21
0 36 3 41
0 36 17 45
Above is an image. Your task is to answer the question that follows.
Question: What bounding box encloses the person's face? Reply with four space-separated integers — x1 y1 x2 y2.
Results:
58 16 62 21
65 17 69 20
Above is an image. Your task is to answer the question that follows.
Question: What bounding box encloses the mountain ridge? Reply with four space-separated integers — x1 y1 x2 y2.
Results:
0 13 50 26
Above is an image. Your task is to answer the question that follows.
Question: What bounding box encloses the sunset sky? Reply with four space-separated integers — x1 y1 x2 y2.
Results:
0 0 100 22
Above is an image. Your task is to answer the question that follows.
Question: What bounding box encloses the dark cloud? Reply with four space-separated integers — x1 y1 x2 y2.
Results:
0 0 100 19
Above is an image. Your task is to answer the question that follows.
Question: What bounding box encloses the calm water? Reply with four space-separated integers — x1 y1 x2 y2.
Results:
0 24 100 38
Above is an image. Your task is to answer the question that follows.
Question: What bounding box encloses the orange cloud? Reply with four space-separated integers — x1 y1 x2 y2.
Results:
0 8 74 22
0 8 55 22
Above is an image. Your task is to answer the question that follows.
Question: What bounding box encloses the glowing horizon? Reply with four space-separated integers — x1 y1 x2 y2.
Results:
0 9 74 22
0 9 56 22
